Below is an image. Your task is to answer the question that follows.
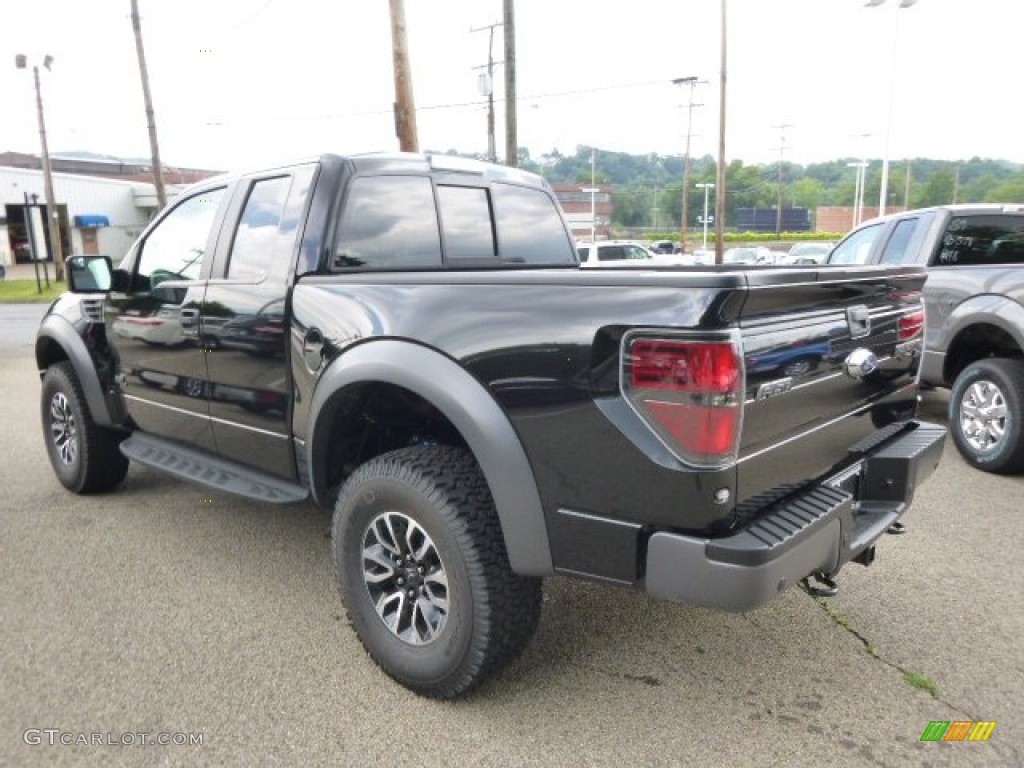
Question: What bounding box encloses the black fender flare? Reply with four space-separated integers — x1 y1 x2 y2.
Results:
306 339 553 576
36 314 118 427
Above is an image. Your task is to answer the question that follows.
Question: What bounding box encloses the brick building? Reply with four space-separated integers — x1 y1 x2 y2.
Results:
551 183 613 241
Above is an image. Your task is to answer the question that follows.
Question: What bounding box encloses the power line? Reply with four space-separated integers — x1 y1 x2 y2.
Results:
199 77 675 127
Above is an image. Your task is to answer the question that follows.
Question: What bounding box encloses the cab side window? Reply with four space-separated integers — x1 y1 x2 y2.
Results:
137 188 225 286
227 176 293 281
334 176 441 269
828 222 884 265
492 183 575 264
879 218 919 265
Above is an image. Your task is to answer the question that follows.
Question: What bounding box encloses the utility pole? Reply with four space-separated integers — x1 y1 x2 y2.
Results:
952 162 960 205
130 0 167 211
471 22 503 163
714 0 728 264
772 123 792 236
389 0 419 152
904 158 912 207
503 0 517 167
672 76 703 253
17 54 64 282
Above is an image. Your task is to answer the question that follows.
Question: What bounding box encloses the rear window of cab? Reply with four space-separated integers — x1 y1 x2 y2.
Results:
333 175 575 269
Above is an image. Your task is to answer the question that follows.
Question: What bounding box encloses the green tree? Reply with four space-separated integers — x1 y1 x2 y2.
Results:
913 168 956 207
789 178 824 210
984 173 1024 203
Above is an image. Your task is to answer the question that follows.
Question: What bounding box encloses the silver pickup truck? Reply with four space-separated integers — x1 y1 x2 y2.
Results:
827 203 1024 473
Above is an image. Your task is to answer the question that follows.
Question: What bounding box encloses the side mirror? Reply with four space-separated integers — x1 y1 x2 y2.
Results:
66 255 113 293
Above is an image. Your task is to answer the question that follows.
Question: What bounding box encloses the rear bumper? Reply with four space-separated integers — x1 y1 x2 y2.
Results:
645 421 947 612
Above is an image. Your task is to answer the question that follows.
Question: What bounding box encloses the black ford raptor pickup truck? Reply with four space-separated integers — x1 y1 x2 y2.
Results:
37 152 946 698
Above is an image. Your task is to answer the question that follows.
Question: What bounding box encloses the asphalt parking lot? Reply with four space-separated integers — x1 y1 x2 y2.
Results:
1 304 1021 767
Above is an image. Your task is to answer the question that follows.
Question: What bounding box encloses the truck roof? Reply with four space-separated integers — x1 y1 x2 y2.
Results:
188 152 551 194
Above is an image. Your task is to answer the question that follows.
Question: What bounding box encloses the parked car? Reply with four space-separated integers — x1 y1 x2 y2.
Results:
577 240 656 266
787 242 834 265
825 203 1024 473
723 246 775 265
649 240 679 255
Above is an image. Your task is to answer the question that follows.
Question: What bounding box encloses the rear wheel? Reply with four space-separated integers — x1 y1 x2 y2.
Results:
332 445 542 699
41 362 129 493
949 358 1024 474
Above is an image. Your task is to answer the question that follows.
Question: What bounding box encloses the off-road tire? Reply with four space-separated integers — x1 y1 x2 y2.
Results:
41 362 129 493
949 357 1024 474
332 445 542 699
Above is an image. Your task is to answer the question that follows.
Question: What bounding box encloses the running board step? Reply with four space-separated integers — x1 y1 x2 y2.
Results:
120 434 309 504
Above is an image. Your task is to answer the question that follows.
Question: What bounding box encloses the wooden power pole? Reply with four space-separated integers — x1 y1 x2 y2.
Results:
130 0 167 210
503 0 517 167
389 0 419 152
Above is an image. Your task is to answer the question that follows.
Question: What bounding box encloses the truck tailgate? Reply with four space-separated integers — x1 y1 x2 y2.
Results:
736 266 927 504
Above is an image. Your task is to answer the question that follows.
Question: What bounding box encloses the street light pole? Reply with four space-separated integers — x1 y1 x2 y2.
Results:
672 76 702 253
846 161 868 226
581 187 598 243
714 0 728 264
16 54 64 282
867 0 917 216
696 183 715 249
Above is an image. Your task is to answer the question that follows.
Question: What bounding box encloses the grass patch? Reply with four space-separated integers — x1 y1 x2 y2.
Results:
903 670 940 698
0 278 67 304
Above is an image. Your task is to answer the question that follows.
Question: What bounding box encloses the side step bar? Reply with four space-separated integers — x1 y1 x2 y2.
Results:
120 433 309 504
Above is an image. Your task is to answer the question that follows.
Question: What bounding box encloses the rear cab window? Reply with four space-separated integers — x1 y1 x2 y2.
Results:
333 175 575 270
932 214 1024 266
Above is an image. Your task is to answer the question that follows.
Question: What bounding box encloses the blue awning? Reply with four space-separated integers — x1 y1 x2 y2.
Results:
73 215 110 228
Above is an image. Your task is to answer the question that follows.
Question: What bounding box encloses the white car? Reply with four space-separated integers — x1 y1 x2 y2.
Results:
786 242 834 265
576 241 657 267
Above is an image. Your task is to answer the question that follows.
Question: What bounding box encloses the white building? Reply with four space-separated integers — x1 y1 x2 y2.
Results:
1 166 161 267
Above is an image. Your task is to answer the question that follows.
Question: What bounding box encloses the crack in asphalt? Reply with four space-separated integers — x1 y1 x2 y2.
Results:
806 591 1023 767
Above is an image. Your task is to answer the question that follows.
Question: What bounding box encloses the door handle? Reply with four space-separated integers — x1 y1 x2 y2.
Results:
180 308 200 335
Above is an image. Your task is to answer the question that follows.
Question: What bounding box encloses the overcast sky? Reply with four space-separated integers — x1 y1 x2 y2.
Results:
2 0 1021 174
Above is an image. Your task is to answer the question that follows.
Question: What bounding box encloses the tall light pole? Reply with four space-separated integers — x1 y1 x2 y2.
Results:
847 161 868 226
773 123 792 236
696 183 715 249
672 76 702 253
15 53 64 282
866 0 917 216
580 147 599 242
581 187 598 243
714 0 728 264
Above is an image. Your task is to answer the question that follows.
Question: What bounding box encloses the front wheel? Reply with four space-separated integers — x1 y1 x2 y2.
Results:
41 362 129 493
949 358 1024 474
332 445 542 699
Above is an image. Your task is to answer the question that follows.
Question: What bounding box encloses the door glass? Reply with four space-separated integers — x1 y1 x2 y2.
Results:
828 223 884 265
227 176 292 281
137 188 226 286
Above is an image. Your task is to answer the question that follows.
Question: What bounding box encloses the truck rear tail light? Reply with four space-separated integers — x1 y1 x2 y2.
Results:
898 310 924 341
622 337 743 467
